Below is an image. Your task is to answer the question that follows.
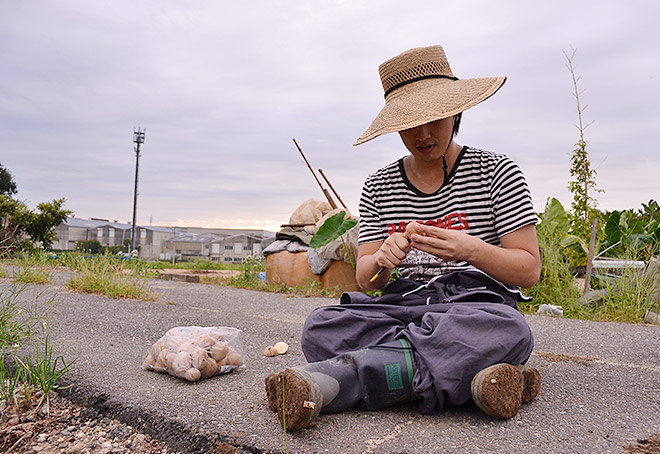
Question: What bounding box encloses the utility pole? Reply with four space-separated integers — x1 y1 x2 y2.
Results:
130 128 145 254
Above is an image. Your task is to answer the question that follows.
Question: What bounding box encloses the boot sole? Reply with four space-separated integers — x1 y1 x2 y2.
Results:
265 373 279 412
471 363 524 419
518 365 541 404
264 368 322 431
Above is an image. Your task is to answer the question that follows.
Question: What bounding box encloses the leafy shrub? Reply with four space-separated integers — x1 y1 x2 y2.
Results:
76 239 103 254
0 215 26 260
526 205 582 312
602 200 660 260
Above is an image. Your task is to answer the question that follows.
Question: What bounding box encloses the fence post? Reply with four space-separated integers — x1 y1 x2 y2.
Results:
583 218 598 295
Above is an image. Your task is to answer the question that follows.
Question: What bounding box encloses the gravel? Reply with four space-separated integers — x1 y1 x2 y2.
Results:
1 391 183 454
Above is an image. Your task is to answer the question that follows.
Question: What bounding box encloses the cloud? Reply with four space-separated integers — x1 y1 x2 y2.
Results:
1 0 658 229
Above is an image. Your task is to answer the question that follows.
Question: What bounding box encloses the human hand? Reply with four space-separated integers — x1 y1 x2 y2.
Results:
374 232 411 269
408 223 478 262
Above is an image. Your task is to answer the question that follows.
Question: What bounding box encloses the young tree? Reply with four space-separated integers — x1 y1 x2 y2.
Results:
0 163 17 197
564 48 602 241
0 163 72 249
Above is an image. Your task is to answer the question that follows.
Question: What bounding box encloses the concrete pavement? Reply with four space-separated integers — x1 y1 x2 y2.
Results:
4 272 660 453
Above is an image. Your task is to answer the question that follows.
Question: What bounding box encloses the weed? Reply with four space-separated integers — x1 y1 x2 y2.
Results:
584 256 659 323
0 285 48 348
16 335 74 410
240 254 265 282
13 267 52 284
155 258 242 272
0 284 67 411
9 250 54 284
66 254 156 300
0 347 26 406
0 215 25 260
525 222 582 314
203 274 343 299
526 223 659 323
68 272 155 300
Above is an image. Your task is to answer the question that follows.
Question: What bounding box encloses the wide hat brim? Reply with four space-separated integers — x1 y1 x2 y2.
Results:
354 75 506 146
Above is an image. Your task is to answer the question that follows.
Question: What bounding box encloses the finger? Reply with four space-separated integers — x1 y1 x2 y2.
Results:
418 224 449 239
395 235 412 251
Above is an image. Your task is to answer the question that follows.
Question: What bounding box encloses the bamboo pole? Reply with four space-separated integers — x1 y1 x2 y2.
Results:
318 169 347 210
292 138 337 209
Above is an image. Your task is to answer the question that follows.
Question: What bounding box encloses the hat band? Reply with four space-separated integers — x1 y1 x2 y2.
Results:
384 74 459 98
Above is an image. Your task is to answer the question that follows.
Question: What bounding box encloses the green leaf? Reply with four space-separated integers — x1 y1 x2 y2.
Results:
310 211 357 249
604 211 623 244
559 234 588 269
539 198 569 236
626 234 652 251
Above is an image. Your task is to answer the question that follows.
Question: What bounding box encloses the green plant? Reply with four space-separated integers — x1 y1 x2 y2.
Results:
0 284 58 408
187 258 214 270
563 48 603 242
0 163 17 197
76 239 103 254
12 267 53 285
238 254 265 283
0 347 27 406
16 335 74 410
602 202 659 259
528 202 659 323
0 285 48 348
0 215 25 259
527 201 582 312
9 250 54 284
310 210 358 270
66 254 155 300
585 254 659 323
536 198 589 271
0 195 72 250
203 273 344 298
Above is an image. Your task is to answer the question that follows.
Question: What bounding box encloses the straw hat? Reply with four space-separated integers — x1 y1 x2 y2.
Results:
354 45 506 146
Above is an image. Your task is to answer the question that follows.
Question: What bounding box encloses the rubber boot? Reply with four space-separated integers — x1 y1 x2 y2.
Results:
264 339 416 431
470 363 541 419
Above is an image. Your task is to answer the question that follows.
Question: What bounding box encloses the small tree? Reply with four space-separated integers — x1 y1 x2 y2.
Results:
0 215 26 259
564 48 602 242
24 198 72 248
76 239 103 254
0 197 72 250
0 163 72 250
0 163 17 197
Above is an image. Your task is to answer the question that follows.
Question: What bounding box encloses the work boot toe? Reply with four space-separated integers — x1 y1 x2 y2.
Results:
471 363 524 419
264 373 279 412
518 365 541 404
265 368 322 431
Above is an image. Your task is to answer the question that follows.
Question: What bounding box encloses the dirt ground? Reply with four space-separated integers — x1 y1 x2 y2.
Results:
0 392 183 454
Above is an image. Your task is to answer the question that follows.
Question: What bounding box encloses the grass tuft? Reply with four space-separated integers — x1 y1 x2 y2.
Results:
0 283 69 411
66 254 156 300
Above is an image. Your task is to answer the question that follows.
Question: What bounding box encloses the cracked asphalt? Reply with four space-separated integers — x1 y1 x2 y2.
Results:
4 271 660 453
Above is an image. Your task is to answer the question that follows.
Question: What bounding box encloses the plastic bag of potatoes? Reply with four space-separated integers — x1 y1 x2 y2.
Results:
143 326 244 382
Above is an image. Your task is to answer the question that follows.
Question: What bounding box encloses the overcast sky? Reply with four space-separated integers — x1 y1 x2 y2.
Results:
2 0 658 231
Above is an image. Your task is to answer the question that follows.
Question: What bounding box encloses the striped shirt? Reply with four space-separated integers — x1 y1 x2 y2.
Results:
359 146 538 281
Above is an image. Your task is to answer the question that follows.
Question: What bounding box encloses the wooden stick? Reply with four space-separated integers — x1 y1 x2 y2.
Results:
583 218 598 294
318 169 347 210
292 138 337 209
